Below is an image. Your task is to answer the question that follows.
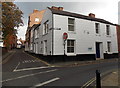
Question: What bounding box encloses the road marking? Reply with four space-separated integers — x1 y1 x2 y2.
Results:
1 69 58 83
34 77 60 87
23 51 50 66
85 78 96 88
81 77 95 88
13 66 55 72
13 62 20 72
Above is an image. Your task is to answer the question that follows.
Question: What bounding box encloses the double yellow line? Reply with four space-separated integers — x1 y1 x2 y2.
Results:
81 77 96 88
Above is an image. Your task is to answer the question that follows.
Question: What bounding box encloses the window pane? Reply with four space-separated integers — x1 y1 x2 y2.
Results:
68 25 74 31
67 40 70 46
71 40 74 46
106 25 110 35
71 47 74 52
67 40 75 53
67 47 71 53
68 18 74 24
95 23 99 34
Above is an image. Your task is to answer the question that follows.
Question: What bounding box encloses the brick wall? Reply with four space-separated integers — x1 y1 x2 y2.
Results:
116 25 120 53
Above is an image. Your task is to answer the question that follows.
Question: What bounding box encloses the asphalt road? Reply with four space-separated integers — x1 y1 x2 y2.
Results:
2 49 118 87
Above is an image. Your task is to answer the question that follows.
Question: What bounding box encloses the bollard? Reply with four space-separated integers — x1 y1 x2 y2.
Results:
96 70 101 88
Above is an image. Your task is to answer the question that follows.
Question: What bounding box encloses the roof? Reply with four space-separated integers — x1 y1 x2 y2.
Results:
48 7 115 26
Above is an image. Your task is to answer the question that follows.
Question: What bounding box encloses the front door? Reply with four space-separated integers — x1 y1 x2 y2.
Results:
96 42 100 58
96 42 104 59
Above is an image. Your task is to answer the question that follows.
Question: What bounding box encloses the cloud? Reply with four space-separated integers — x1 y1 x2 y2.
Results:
16 25 27 40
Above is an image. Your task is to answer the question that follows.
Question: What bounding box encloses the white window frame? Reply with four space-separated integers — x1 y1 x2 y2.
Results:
68 18 75 31
95 23 100 34
106 25 110 35
43 21 49 35
67 40 75 53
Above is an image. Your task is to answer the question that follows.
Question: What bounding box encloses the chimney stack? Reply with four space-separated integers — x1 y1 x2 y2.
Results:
51 6 63 11
33 9 39 13
89 13 95 18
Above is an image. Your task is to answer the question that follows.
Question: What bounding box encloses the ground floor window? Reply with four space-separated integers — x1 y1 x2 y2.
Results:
67 40 75 53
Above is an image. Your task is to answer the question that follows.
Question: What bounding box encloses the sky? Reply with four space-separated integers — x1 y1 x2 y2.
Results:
14 0 120 40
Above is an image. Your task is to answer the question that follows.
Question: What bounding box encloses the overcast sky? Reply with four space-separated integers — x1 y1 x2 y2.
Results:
14 0 120 40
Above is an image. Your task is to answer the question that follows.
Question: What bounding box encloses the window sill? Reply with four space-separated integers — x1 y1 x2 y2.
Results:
107 52 113 54
68 31 76 34
96 34 101 36
106 35 111 37
66 53 76 56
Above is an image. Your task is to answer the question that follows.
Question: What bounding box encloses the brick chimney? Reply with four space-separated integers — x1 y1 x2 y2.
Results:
51 6 63 11
89 13 95 18
33 9 39 13
58 7 63 11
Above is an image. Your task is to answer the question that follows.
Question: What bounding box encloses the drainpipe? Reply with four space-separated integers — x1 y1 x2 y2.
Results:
52 13 54 55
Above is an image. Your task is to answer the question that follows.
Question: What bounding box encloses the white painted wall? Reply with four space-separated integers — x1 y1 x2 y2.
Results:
53 14 118 56
34 8 118 57
36 8 53 55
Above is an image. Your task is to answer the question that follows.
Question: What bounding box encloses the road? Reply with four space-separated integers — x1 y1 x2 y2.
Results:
2 49 118 87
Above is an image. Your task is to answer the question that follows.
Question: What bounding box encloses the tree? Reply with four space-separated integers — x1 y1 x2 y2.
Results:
2 2 23 49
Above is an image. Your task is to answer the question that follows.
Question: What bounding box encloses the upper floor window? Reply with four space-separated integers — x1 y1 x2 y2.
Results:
35 17 40 22
68 18 75 31
35 29 39 39
43 21 49 34
106 25 110 35
35 29 37 38
95 23 100 34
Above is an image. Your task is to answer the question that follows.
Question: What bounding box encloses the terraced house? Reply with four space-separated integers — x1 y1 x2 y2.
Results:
25 6 119 60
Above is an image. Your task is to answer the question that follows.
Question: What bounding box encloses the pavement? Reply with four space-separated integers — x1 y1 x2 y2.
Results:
1 49 16 64
101 69 119 87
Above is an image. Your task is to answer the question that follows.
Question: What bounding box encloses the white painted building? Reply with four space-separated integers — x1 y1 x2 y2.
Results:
31 7 118 60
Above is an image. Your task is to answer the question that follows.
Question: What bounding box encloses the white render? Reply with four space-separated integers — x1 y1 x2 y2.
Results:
31 8 118 59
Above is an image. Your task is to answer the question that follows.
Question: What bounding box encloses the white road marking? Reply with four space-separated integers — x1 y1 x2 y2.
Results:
1 69 58 83
13 66 55 72
34 77 60 87
13 62 20 72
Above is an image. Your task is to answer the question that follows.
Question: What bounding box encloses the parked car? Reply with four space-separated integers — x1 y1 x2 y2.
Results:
16 44 22 49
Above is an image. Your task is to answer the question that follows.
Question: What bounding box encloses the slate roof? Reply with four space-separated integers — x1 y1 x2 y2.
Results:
48 7 115 26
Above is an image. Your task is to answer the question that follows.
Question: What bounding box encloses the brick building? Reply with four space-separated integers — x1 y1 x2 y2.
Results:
25 9 45 51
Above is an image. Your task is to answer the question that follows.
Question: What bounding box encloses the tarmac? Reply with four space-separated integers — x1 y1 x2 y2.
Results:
2 49 120 87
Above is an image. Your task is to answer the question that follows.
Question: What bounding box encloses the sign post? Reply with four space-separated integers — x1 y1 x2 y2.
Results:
63 33 68 55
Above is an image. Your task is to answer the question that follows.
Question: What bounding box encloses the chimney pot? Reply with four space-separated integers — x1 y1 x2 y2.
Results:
58 7 63 11
89 13 95 18
51 6 63 11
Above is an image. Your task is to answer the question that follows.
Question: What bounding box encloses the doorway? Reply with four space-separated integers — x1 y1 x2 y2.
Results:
96 42 104 59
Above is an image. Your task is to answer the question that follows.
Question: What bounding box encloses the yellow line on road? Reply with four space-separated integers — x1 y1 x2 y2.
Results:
81 77 96 88
23 51 51 66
